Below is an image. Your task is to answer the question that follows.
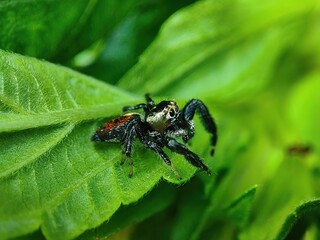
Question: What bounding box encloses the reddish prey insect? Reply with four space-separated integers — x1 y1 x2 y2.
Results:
91 94 217 178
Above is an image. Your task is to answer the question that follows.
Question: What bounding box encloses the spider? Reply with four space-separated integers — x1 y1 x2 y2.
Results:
91 94 217 179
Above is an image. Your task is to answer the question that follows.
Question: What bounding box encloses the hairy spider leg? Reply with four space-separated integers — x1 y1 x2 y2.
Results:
121 118 139 155
119 152 134 178
122 103 147 113
137 133 182 179
145 93 155 107
122 128 136 177
167 139 212 175
122 94 156 114
149 142 182 179
182 99 218 156
120 117 141 177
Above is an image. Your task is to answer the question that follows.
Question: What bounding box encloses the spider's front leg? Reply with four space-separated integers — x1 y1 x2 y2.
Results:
145 93 155 107
166 138 211 175
181 99 217 156
122 103 147 113
122 94 155 113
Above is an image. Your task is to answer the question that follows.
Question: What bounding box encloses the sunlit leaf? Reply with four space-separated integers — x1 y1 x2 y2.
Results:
287 73 320 151
0 50 198 240
118 0 318 101
1 0 320 239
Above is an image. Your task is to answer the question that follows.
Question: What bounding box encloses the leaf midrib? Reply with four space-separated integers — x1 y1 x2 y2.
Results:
0 101 138 133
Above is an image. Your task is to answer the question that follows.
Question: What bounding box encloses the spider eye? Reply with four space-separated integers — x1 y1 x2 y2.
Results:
169 109 175 117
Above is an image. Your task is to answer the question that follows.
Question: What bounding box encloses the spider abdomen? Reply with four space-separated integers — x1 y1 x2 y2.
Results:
92 114 140 142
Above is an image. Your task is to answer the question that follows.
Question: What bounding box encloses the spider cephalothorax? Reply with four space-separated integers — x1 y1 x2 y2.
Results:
91 94 217 178
145 101 179 131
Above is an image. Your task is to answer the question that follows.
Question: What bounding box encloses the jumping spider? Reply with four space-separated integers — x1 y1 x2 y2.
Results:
91 94 217 179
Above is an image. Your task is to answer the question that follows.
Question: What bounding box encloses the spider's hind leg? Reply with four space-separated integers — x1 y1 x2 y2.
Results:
120 143 134 178
120 119 140 177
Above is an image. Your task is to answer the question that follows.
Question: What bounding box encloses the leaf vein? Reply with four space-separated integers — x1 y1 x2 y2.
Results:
0 94 29 115
13 74 20 105
41 154 117 218
52 83 63 110
66 90 79 108
0 73 4 95
0 124 75 179
26 84 31 112
32 73 49 112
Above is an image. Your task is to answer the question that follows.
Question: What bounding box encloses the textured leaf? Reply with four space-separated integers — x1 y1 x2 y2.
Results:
2 0 320 239
118 0 318 101
0 50 200 239
77 183 177 239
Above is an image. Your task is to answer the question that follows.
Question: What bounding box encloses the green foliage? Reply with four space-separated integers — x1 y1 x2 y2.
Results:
0 0 137 61
1 0 320 239
0 50 196 240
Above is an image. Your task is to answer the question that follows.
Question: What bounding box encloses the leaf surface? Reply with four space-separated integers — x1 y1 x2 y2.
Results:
287 73 320 151
0 50 197 239
118 0 318 101
0 0 136 60
77 183 177 239
226 185 257 229
240 149 315 240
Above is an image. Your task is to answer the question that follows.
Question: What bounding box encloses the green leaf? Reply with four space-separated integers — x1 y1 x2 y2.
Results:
277 199 320 240
0 50 197 240
240 151 315 240
80 0 197 84
170 179 211 240
226 185 257 229
167 181 257 240
77 183 177 239
186 97 289 239
118 0 318 101
287 73 320 151
0 0 137 60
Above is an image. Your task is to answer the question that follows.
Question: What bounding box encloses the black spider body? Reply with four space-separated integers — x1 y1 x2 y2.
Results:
91 95 217 178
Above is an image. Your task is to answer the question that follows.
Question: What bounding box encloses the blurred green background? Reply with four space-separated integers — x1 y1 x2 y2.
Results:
1 0 320 239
